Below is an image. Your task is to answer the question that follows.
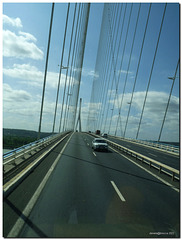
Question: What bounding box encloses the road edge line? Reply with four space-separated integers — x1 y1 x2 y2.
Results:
7 132 74 237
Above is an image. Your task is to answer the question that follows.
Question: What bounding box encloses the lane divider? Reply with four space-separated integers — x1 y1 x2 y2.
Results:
111 181 126 202
109 145 179 193
86 132 179 181
93 152 96 157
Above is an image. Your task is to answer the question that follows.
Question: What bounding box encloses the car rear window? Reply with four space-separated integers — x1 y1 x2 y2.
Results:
95 140 106 143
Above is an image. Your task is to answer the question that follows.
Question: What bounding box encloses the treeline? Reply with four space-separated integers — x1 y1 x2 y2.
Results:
3 135 37 149
3 128 52 149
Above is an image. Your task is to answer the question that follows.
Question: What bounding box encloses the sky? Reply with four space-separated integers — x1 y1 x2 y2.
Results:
87 3 179 142
2 2 103 133
2 2 180 142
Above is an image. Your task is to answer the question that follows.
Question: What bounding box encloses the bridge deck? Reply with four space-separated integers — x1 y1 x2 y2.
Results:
3 132 180 238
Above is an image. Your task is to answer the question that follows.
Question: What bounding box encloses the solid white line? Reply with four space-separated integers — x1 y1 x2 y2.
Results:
111 181 126 202
4 134 69 193
110 146 179 193
7 132 74 237
93 152 96 157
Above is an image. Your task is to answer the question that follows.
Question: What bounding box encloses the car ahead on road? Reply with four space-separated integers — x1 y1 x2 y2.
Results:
92 138 108 152
102 133 108 138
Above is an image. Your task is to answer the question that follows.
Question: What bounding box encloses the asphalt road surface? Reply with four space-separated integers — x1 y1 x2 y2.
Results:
15 132 179 238
107 136 179 170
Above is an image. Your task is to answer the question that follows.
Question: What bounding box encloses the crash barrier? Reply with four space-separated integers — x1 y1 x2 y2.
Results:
88 133 179 181
3 131 71 173
3 132 71 197
109 135 179 155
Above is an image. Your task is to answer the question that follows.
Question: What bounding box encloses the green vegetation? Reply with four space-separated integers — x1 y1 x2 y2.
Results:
3 135 37 149
3 128 51 149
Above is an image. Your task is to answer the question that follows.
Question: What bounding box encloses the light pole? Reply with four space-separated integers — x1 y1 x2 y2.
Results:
158 59 179 142
58 65 69 70
63 92 72 131
52 65 69 133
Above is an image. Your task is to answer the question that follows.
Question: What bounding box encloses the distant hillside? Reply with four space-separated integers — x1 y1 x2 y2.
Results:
3 128 51 139
157 141 179 147
3 128 53 149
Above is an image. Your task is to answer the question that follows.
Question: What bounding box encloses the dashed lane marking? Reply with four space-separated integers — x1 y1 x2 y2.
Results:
93 152 96 157
111 181 126 202
109 146 179 193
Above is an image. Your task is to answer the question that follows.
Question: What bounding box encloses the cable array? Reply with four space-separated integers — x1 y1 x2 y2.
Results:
87 3 179 141
38 3 90 135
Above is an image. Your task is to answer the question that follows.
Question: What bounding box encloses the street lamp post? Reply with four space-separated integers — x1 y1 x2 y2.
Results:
158 59 179 142
52 65 69 133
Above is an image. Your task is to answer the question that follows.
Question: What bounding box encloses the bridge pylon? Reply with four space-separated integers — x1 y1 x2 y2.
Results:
75 98 82 132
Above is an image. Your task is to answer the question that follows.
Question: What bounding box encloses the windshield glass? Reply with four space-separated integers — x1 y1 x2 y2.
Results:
95 140 106 143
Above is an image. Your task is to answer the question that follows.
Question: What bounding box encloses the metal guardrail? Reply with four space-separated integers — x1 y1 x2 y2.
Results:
107 139 179 181
3 132 71 197
3 135 52 160
3 132 69 171
109 135 179 154
89 133 179 181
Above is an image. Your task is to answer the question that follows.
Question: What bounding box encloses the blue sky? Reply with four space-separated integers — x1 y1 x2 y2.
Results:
2 2 180 142
86 3 179 141
2 2 103 133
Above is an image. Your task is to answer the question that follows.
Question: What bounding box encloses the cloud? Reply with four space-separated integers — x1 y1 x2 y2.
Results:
117 69 133 75
3 64 64 89
3 63 43 86
109 91 179 116
87 91 179 140
3 83 40 130
73 67 99 79
3 30 43 60
3 14 23 28
18 31 37 42
3 83 70 131
82 69 99 78
3 83 32 102
87 102 102 117
3 63 80 90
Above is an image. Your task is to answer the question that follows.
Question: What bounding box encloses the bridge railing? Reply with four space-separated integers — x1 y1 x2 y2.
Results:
3 132 72 197
3 132 70 172
109 135 179 154
88 133 179 181
107 139 179 181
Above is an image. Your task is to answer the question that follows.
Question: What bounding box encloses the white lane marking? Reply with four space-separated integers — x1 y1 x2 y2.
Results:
7 132 74 237
111 181 126 202
93 152 96 157
110 146 179 193
4 134 69 193
149 153 157 157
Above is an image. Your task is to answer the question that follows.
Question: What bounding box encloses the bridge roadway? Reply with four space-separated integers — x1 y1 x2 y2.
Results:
3 132 179 237
107 136 179 170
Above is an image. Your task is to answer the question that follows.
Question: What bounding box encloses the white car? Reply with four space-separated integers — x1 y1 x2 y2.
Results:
102 133 108 138
92 138 108 152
